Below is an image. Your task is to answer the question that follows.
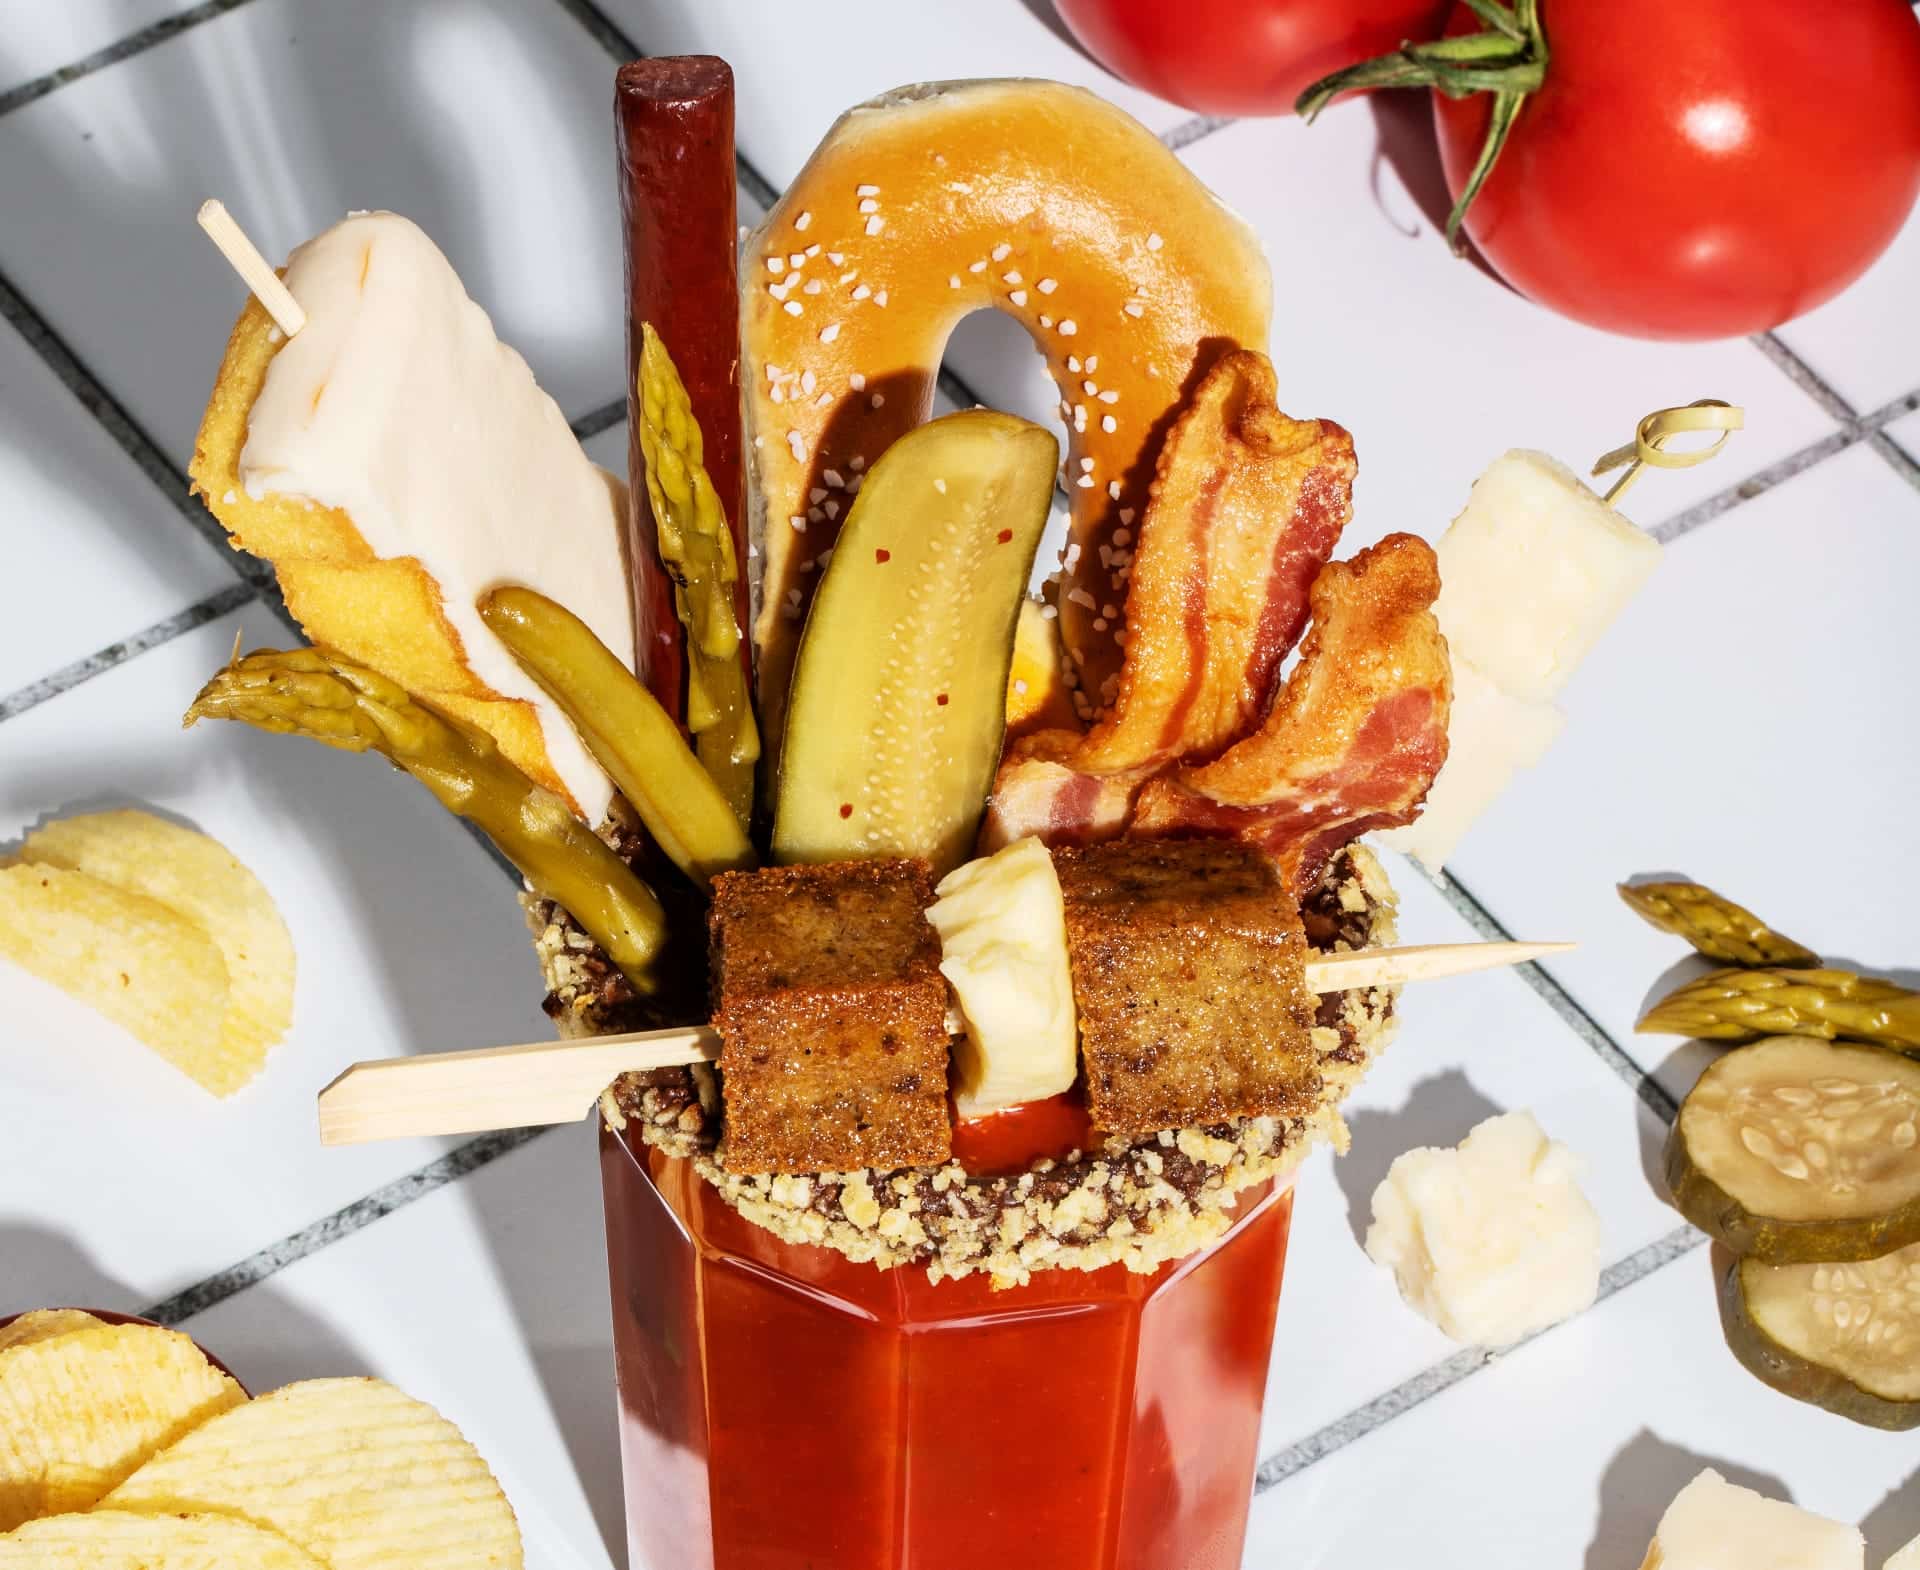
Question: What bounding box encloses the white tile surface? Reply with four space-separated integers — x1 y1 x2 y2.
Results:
943 109 1835 557
594 0 1193 192
0 314 236 697
0 0 628 470
1247 1238 1918 1570
0 604 552 1309
0 0 185 98
175 1120 619 1570
1774 200 1920 417
1 4 1914 1568
1435 442 1920 1098
1260 863 1677 1458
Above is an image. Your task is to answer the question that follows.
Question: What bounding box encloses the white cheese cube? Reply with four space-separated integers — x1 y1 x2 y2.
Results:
1434 449 1660 704
1887 1533 1920 1570
1377 657 1564 871
926 838 1078 1118
1639 1470 1863 1570
1364 1109 1602 1348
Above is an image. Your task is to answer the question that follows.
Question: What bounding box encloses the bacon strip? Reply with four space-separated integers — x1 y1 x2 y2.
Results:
1131 533 1451 886
1073 350 1355 770
980 729 1149 852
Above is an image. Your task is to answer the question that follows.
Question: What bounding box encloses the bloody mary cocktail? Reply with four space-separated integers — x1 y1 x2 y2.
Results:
602 1125 1294 1570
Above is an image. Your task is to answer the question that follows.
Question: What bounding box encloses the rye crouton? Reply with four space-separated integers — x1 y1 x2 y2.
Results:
1055 839 1318 1135
710 859 951 1173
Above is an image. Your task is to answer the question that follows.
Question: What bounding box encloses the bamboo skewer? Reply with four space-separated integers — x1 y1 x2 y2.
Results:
196 199 306 337
316 938 1572 1146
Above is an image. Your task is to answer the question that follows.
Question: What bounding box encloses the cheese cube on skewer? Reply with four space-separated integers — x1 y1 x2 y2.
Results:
1434 449 1660 704
1377 660 1564 871
1637 1470 1863 1570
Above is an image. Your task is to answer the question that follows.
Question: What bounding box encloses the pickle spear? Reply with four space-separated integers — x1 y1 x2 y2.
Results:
1618 880 1818 968
1665 1035 1920 1262
1639 966 1920 1057
481 586 754 884
637 322 758 824
1720 1241 1920 1430
771 410 1058 876
186 647 666 991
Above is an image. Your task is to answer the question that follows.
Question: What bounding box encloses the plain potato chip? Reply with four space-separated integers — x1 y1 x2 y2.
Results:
23 810 294 1062
0 1323 244 1530
0 1311 105 1356
0 864 246 1095
0 1509 325 1568
104 1377 521 1569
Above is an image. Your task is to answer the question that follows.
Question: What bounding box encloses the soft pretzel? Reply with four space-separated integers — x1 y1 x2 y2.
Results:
741 80 1271 754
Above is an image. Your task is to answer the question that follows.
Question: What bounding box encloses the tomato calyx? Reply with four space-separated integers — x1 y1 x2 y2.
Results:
1296 0 1548 251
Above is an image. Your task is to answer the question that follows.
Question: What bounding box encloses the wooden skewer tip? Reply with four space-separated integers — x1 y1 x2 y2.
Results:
196 197 306 339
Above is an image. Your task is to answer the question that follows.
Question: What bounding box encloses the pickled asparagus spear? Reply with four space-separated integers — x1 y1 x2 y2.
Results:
1638 965 1920 1055
1618 880 1818 968
186 648 666 990
637 323 758 824
481 587 754 883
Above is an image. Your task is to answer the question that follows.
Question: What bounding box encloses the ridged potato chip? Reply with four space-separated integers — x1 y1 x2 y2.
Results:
0 1510 325 1568
23 810 294 1065
0 1311 105 1356
0 865 239 1094
104 1376 522 1569
0 1323 244 1530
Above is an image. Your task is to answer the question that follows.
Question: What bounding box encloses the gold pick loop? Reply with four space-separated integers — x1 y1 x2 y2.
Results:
1592 400 1745 505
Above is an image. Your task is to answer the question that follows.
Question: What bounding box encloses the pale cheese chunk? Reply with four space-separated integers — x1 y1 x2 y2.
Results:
926 838 1077 1118
1887 1533 1920 1570
1365 1109 1601 1348
1376 656 1564 871
1639 1469 1863 1570
1434 449 1660 704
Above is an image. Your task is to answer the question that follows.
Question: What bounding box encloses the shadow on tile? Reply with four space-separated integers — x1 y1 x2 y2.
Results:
0 1220 144 1318
1863 1470 1920 1565
1333 1068 1503 1249
1583 1428 1789 1570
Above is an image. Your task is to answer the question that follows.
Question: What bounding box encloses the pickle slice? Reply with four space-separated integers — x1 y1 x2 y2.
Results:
1666 1035 1920 1262
1720 1241 1920 1430
772 411 1057 876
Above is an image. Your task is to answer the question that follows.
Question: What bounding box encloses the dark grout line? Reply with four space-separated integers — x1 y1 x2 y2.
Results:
1252 1223 1705 1494
1749 330 1857 424
1161 114 1236 152
1746 334 1920 498
570 396 628 442
1409 860 1679 1124
142 1127 554 1327
0 0 261 118
1651 427 1858 544
0 268 265 589
0 582 257 724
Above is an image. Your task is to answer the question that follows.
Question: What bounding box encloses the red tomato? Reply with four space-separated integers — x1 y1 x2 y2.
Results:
1432 0 1920 340
1055 0 1450 118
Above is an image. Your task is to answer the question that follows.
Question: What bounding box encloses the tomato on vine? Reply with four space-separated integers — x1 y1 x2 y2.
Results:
1301 0 1920 339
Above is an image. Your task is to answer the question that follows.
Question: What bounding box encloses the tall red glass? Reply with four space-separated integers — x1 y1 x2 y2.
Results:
601 1124 1293 1570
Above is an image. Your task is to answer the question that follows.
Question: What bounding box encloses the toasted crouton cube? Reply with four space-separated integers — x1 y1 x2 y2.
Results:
710 859 951 1173
1056 840 1317 1134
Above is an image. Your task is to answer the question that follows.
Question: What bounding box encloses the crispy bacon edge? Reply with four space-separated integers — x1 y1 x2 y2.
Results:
1131 532 1451 887
1071 350 1355 771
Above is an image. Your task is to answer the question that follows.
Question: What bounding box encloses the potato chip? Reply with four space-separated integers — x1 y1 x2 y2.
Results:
0 1509 325 1568
0 1323 244 1530
23 810 294 1062
0 1311 105 1356
0 864 246 1095
105 1376 521 1569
